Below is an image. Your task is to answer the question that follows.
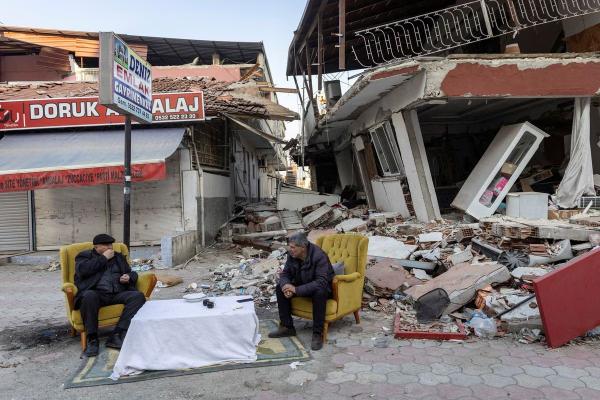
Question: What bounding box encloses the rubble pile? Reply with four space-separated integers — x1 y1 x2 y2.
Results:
212 183 600 345
205 247 288 306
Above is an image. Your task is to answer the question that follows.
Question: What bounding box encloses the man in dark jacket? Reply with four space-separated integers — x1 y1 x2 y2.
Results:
269 231 334 350
75 234 146 357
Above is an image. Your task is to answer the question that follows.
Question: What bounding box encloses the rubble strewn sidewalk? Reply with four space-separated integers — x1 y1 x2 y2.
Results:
212 185 600 347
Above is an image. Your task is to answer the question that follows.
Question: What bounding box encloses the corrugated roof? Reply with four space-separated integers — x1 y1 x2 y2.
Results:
0 36 42 56
0 25 265 66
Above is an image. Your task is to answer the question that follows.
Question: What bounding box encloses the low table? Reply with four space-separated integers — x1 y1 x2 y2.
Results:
111 296 260 379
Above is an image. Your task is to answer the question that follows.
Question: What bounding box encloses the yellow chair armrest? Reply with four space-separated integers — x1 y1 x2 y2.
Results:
62 282 78 295
62 283 77 311
333 272 361 283
136 273 157 298
332 273 364 316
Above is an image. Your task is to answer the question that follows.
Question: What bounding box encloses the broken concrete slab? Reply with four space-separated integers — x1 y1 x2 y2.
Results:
511 267 550 279
418 232 443 243
335 218 368 232
405 262 512 314
367 236 417 260
412 269 432 281
365 261 423 297
302 205 334 228
277 185 340 211
449 246 473 266
396 259 437 271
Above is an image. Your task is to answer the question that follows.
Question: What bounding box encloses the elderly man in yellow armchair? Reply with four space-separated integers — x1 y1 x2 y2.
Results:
269 231 334 351
75 234 146 357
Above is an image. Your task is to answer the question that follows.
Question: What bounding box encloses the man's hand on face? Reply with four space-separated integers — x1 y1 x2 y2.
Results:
119 274 130 284
103 249 115 260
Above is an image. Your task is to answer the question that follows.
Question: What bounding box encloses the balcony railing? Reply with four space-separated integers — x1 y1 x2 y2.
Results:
352 0 600 67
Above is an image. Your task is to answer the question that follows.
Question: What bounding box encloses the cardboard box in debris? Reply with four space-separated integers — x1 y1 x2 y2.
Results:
212 174 600 346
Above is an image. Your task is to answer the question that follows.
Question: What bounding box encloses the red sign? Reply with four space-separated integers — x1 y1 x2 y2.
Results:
0 162 165 192
0 91 204 131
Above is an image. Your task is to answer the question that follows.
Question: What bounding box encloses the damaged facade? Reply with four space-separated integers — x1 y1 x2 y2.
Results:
271 0 600 344
0 26 298 253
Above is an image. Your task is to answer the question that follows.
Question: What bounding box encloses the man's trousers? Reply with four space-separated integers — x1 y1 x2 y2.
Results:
78 290 145 336
275 284 329 335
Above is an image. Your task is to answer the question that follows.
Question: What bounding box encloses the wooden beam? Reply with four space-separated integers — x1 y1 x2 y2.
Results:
317 10 323 91
305 46 314 101
259 87 299 94
297 0 329 55
339 0 346 70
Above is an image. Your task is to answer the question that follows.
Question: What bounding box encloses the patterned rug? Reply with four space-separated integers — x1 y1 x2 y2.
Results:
65 319 310 388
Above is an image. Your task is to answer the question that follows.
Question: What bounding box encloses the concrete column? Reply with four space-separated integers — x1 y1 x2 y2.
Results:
352 138 376 208
334 147 356 189
391 111 441 221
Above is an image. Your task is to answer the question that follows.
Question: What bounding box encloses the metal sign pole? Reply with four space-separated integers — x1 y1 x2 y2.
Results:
123 115 132 248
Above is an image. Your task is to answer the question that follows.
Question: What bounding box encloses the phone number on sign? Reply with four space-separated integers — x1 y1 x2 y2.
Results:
153 114 199 121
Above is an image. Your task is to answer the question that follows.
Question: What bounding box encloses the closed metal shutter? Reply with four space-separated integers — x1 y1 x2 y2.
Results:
110 153 183 243
0 192 31 251
35 186 108 248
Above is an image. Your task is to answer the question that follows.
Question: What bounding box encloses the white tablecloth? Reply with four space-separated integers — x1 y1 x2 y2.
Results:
111 296 260 379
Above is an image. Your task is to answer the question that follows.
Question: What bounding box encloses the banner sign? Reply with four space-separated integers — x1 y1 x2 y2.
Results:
0 162 165 192
0 92 204 131
99 32 153 123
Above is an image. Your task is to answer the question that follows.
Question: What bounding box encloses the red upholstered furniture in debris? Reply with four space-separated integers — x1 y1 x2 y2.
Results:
533 247 600 348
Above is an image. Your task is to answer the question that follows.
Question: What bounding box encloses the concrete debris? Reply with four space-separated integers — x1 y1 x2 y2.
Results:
335 218 368 232
207 249 287 306
449 246 473 266
130 254 161 271
412 269 432 281
418 232 443 243
364 261 422 297
367 236 415 261
405 262 511 314
216 182 600 344
302 205 334 228
511 266 551 279
397 259 437 271
241 247 263 259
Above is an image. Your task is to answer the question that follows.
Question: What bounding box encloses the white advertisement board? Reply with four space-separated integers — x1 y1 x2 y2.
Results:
99 32 152 123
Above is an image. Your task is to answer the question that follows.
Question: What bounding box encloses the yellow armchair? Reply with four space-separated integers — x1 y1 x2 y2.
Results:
59 242 157 349
291 234 369 340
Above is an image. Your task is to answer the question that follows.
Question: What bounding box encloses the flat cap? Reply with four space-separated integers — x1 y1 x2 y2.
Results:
93 233 115 245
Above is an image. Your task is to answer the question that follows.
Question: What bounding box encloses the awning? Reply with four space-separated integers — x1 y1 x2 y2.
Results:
223 114 287 145
0 127 185 192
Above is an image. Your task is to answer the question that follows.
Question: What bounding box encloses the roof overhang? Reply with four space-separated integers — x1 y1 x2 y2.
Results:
318 53 600 132
0 25 265 66
0 36 42 56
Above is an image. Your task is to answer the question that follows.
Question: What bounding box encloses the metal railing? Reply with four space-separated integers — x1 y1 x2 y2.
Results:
352 0 600 67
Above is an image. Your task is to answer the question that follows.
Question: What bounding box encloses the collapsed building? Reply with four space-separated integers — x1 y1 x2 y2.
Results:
286 0 600 223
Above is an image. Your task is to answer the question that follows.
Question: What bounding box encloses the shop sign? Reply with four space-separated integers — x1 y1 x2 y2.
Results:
0 92 204 131
99 32 153 123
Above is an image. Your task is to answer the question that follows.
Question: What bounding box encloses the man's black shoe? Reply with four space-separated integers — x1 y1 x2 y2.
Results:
268 326 296 338
106 332 124 349
311 333 323 351
84 338 99 357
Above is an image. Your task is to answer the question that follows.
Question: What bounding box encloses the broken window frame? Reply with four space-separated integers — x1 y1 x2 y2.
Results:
369 121 405 177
